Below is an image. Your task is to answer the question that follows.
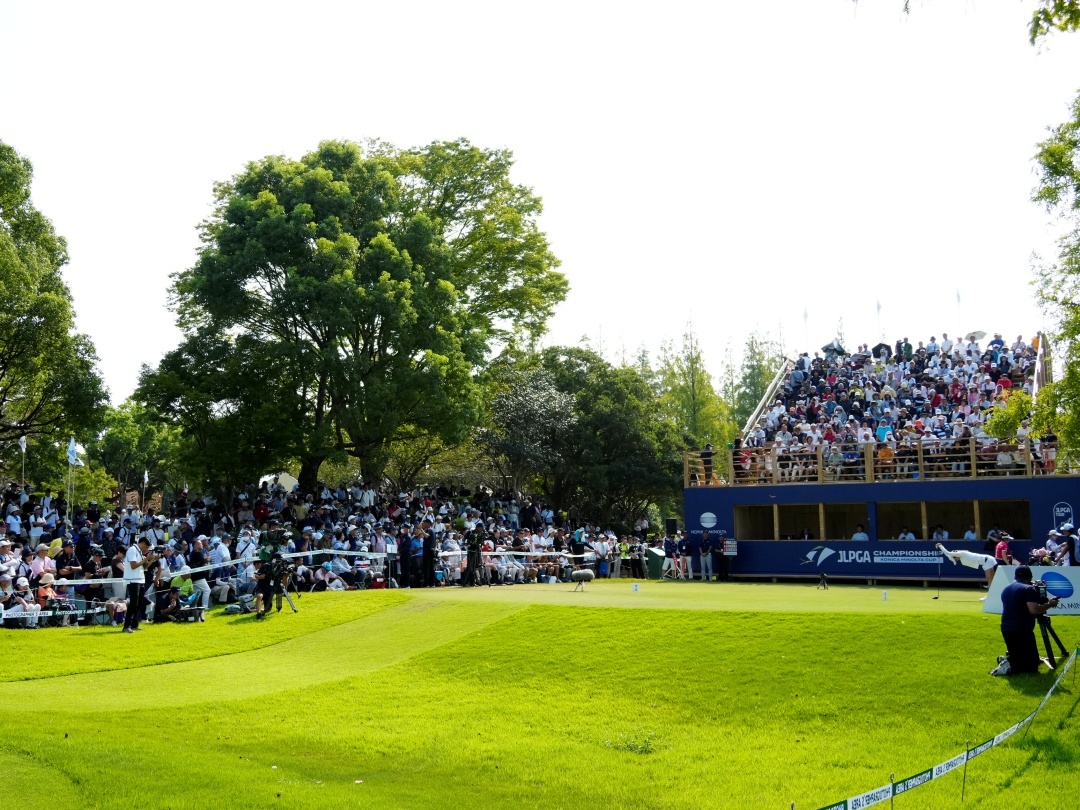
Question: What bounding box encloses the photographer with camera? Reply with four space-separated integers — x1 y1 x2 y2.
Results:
122 537 160 633
999 566 1060 674
252 558 274 620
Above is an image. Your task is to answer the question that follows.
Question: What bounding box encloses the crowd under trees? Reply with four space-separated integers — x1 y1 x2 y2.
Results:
6 2 1080 515
0 136 781 530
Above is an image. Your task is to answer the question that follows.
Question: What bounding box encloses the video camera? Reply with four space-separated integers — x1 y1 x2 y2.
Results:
267 556 296 581
1033 580 1049 601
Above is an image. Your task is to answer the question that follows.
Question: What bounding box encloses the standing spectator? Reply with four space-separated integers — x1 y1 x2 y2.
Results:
122 538 156 633
187 540 211 620
700 531 714 582
995 534 1014 567
662 534 678 578
677 532 692 580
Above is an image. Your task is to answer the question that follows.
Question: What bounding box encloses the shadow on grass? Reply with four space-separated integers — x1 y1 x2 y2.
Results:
1001 730 1080 790
1000 671 1060 697
1056 690 1080 730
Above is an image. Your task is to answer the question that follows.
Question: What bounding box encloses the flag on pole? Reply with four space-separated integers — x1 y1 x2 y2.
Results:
956 289 961 305
66 437 78 466
143 469 149 486
18 435 26 453
876 300 881 315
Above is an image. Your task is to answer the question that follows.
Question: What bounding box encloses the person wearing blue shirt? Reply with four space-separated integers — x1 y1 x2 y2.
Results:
1000 566 1058 673
851 525 869 541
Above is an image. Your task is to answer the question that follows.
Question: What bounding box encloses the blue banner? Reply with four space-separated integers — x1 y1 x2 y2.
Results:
730 540 1035 579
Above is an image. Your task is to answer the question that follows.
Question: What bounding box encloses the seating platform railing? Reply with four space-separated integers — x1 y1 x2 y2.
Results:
685 437 1072 488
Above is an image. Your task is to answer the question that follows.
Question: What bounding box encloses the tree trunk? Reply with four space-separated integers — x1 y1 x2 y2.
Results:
298 455 325 496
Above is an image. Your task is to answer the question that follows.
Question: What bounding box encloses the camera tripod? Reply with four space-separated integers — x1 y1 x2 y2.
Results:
1037 614 1068 669
817 571 829 590
273 574 300 613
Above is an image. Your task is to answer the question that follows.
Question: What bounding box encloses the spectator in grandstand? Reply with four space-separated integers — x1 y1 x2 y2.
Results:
851 524 869 541
897 526 916 541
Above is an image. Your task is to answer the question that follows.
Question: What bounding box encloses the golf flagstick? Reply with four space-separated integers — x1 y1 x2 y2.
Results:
933 557 940 599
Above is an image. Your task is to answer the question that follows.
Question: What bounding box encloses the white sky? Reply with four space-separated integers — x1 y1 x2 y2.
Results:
1 1 1079 401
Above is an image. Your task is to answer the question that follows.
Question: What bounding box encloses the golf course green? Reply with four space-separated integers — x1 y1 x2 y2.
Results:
2 580 1077 809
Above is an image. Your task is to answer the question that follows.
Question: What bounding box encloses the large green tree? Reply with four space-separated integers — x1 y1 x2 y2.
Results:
87 399 184 508
477 366 576 495
1031 95 1080 463
0 141 106 471
656 326 738 449
539 346 685 529
731 332 782 430
140 139 566 492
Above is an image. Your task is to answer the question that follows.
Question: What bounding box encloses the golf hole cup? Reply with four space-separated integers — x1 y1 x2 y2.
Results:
632 583 640 592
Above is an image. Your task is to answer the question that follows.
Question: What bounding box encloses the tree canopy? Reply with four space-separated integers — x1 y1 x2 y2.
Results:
1032 96 1080 461
0 140 106 469
139 139 567 491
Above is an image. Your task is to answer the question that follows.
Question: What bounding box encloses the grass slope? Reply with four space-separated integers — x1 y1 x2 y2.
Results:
0 590 410 682
2 582 1077 810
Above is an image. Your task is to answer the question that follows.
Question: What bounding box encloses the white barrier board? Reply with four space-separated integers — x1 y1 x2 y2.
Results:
982 566 1080 614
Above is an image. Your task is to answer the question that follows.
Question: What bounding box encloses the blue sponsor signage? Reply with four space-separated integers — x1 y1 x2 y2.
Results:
731 540 1035 579
1041 571 1075 599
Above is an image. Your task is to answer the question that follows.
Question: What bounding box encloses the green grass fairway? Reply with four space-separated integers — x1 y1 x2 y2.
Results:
3 581 1078 809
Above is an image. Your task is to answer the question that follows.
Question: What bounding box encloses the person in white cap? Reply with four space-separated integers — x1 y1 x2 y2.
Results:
3 575 41 627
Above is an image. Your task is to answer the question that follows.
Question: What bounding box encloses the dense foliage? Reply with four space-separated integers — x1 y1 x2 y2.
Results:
139 139 567 491
1032 93 1080 462
0 140 106 477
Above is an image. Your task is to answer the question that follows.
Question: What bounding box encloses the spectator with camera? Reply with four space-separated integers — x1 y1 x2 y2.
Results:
2 573 41 627
999 566 1059 673
122 537 159 633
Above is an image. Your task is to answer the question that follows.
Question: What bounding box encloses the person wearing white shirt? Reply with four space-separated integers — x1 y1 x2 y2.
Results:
5 512 21 538
851 525 870 541
122 538 157 633
234 531 259 562
940 334 954 355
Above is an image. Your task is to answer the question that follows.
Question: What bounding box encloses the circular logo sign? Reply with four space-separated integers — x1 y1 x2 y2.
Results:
1053 502 1074 527
1042 571 1074 600
700 512 717 529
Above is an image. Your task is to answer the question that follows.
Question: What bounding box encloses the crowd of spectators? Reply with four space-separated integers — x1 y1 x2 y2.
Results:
0 478 702 629
726 332 1056 483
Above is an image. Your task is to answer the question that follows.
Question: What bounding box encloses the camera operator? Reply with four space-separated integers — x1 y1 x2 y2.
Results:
1000 566 1060 673
252 558 273 619
122 537 160 633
